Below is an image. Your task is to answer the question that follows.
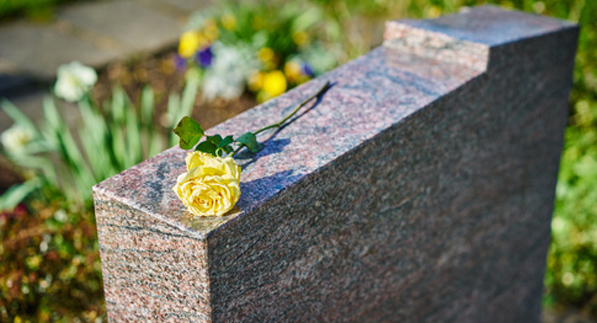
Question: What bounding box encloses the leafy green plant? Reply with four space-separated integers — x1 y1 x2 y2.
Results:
0 68 200 209
0 195 105 322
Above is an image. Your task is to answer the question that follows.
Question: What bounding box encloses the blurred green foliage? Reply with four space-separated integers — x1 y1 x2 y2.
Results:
0 76 199 209
491 0 596 314
541 0 597 312
0 0 83 21
0 196 104 322
0 66 201 321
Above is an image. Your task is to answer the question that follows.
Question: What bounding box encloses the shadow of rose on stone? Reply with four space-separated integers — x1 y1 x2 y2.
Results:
235 138 291 170
234 82 335 169
236 169 301 211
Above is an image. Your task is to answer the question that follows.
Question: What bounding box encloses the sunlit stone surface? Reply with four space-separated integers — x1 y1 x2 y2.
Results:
94 6 578 322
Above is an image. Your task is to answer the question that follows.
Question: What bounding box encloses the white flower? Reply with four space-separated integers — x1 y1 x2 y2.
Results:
54 61 97 102
203 74 244 101
202 43 260 101
1 125 34 155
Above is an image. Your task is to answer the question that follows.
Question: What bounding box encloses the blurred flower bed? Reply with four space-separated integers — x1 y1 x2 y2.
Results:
0 0 596 321
175 2 337 102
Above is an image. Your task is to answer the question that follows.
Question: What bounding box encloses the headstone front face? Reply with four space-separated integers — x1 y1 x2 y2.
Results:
93 6 578 322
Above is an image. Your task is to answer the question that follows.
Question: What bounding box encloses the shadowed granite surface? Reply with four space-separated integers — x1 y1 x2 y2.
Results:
93 6 578 322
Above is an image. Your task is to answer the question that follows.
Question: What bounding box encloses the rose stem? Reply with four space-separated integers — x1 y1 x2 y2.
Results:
229 81 331 157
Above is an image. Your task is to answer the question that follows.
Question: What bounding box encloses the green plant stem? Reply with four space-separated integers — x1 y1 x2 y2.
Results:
229 81 331 157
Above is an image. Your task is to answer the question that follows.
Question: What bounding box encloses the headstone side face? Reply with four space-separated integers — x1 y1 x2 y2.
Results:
93 191 212 322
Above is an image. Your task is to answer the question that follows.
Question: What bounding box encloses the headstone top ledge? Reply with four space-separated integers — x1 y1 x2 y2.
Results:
384 5 577 70
398 5 575 46
93 5 577 240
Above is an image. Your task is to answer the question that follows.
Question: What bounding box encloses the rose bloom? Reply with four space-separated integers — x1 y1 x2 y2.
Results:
172 151 241 216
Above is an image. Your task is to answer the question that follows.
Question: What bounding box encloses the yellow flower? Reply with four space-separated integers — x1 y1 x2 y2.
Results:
262 70 287 98
284 61 302 82
221 14 237 30
292 31 308 46
427 5 442 18
172 152 241 217
248 71 265 91
258 47 275 63
178 31 202 58
203 19 219 42
204 18 217 29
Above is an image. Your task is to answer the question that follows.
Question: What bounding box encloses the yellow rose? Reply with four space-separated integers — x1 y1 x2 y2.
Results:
172 152 241 216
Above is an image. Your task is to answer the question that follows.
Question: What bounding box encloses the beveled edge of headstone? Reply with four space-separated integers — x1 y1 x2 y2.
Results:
384 5 577 71
390 5 576 47
92 5 578 241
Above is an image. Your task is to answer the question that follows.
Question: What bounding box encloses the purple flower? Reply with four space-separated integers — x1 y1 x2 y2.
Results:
195 47 214 68
174 54 187 71
302 63 314 77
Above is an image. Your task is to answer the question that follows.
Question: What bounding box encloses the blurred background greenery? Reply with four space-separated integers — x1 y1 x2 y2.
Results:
0 0 87 22
0 0 595 321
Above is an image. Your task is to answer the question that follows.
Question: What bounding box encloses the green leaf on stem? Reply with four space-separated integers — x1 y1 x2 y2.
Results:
206 134 222 146
196 135 235 156
218 135 234 148
173 116 204 150
217 135 234 155
196 140 217 155
236 132 263 153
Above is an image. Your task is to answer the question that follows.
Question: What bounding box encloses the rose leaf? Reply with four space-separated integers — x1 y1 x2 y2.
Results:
196 140 217 155
218 135 234 148
236 132 264 153
206 134 222 146
173 116 204 150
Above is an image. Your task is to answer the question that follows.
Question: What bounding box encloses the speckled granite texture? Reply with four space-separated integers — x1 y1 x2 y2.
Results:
93 6 578 322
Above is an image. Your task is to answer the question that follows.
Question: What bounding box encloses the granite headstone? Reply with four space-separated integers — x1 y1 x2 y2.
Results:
93 6 578 322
